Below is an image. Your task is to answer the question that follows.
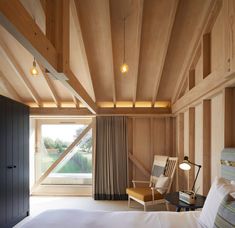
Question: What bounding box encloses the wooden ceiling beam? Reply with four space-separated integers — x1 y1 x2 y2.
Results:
30 107 171 116
151 0 179 106
45 0 69 73
0 0 58 76
106 0 117 106
0 0 97 114
38 63 61 107
30 107 92 116
0 39 42 106
98 107 171 115
133 0 144 106
71 0 96 103
171 0 222 103
0 71 23 102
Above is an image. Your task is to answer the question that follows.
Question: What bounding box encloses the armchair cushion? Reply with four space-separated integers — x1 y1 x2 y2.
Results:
126 187 164 202
155 174 170 194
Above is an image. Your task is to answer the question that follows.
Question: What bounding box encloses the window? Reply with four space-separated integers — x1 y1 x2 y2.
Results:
33 118 93 189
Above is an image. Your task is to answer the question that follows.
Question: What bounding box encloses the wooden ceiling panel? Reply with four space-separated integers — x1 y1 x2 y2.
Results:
110 0 143 102
48 79 74 102
19 0 45 33
136 0 178 102
76 0 115 102
157 0 211 100
0 54 32 101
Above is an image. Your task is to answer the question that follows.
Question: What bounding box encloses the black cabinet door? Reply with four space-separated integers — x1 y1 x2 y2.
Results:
6 101 14 225
0 96 7 227
0 96 29 228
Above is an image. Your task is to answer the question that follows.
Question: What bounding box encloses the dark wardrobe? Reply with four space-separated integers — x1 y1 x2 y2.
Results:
0 95 29 228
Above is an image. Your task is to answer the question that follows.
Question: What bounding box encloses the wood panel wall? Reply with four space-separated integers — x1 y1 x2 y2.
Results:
127 117 176 187
173 0 235 196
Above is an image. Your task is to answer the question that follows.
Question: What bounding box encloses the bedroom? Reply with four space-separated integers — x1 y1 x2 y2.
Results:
0 0 235 227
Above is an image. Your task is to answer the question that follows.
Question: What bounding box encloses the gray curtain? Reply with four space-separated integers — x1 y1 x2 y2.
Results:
94 116 128 200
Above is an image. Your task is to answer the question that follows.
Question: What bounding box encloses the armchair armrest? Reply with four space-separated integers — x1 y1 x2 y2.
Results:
132 180 150 188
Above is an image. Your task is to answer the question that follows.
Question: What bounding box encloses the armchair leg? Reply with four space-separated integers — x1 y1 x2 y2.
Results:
165 202 170 211
128 196 131 208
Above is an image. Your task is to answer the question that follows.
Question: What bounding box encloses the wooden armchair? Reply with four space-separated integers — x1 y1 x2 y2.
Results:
126 156 178 211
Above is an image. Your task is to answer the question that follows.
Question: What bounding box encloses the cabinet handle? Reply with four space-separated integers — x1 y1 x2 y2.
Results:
7 166 13 169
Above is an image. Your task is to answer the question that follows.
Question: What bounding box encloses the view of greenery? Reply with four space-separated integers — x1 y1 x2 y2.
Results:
42 129 92 174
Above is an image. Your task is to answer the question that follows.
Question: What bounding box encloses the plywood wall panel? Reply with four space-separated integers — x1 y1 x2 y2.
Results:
188 107 195 190
132 118 151 181
211 6 224 72
129 117 174 182
183 110 189 189
195 104 203 194
195 55 203 86
211 93 224 183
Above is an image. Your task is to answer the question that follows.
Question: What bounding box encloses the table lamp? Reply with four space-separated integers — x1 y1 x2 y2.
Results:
179 156 202 192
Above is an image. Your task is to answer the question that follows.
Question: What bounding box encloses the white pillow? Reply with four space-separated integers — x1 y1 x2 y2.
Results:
199 177 235 228
155 174 170 194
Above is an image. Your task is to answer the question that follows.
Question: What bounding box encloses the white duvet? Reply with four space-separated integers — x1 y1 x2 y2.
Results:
17 209 202 228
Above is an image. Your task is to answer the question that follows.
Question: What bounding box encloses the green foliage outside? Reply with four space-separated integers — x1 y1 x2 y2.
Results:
42 132 92 174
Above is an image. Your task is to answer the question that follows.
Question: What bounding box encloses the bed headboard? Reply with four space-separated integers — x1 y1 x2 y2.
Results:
221 148 235 181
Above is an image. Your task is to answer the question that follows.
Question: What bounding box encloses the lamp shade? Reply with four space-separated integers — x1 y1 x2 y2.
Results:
179 162 191 170
179 156 191 170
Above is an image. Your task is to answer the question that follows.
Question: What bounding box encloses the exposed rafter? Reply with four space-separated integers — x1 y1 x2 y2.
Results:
0 0 97 114
72 95 80 109
133 0 144 106
38 63 61 107
0 39 42 106
0 71 23 102
171 0 222 103
106 0 117 105
71 0 96 103
151 0 179 106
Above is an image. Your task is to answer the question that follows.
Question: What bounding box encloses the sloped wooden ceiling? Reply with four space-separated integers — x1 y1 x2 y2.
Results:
0 0 215 115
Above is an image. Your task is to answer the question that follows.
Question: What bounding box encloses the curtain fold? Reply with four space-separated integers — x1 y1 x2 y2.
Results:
94 116 128 200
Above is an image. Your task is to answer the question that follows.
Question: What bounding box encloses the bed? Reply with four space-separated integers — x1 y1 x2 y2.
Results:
17 149 235 228
16 209 202 228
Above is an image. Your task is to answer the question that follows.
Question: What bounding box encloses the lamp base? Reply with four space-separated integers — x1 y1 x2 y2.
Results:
179 191 196 205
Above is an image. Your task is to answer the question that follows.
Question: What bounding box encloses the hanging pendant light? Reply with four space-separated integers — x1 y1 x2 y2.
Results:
120 17 129 74
30 57 39 76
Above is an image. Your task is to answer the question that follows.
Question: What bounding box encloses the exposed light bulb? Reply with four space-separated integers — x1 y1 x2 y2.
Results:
120 63 129 74
30 58 39 76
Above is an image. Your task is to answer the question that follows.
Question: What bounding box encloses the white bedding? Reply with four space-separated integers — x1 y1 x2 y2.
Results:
18 209 202 228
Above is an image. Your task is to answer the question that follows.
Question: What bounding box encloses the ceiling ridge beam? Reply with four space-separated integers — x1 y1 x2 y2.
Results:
38 63 61 107
151 0 179 107
132 0 144 107
171 0 222 103
0 71 23 102
0 39 42 106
